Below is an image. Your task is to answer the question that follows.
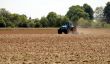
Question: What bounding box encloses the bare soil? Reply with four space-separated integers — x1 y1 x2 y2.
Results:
0 28 110 64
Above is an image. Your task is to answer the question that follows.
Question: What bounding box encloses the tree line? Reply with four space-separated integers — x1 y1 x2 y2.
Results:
0 2 110 28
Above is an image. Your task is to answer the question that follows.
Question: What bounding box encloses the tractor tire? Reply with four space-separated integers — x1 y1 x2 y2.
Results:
64 29 69 34
58 29 62 34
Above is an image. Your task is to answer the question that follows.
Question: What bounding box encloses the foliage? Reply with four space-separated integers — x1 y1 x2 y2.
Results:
60 16 69 25
104 2 110 23
0 8 11 18
18 22 28 27
1 2 110 28
77 18 110 28
27 20 35 28
83 4 94 20
34 18 42 27
0 17 6 27
35 22 42 28
103 23 110 28
91 20 108 28
91 21 103 28
40 17 48 27
66 5 89 26
78 18 91 28
55 15 69 27
47 12 58 27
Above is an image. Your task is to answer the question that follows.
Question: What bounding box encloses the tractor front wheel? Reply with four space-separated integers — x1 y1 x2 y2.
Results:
64 29 69 34
58 29 62 34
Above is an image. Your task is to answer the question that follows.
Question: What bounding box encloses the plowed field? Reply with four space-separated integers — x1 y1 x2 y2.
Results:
0 28 110 64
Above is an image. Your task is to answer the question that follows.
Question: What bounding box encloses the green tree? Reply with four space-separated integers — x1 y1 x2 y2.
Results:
0 8 12 27
9 14 21 27
60 16 69 26
17 14 28 27
78 18 91 28
35 22 42 27
83 4 94 20
0 8 11 18
27 19 35 28
18 22 28 27
34 18 40 22
104 2 110 23
34 18 42 27
55 15 69 27
55 15 62 27
40 17 48 27
0 17 6 27
66 5 89 26
47 12 58 27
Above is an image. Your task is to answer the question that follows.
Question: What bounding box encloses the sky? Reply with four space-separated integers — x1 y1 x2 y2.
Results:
0 0 110 19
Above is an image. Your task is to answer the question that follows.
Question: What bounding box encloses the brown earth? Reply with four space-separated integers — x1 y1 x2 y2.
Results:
0 28 110 64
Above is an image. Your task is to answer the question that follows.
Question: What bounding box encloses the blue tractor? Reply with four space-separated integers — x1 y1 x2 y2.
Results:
58 21 76 34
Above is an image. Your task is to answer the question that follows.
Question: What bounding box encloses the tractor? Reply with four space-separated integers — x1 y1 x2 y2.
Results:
58 21 76 34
